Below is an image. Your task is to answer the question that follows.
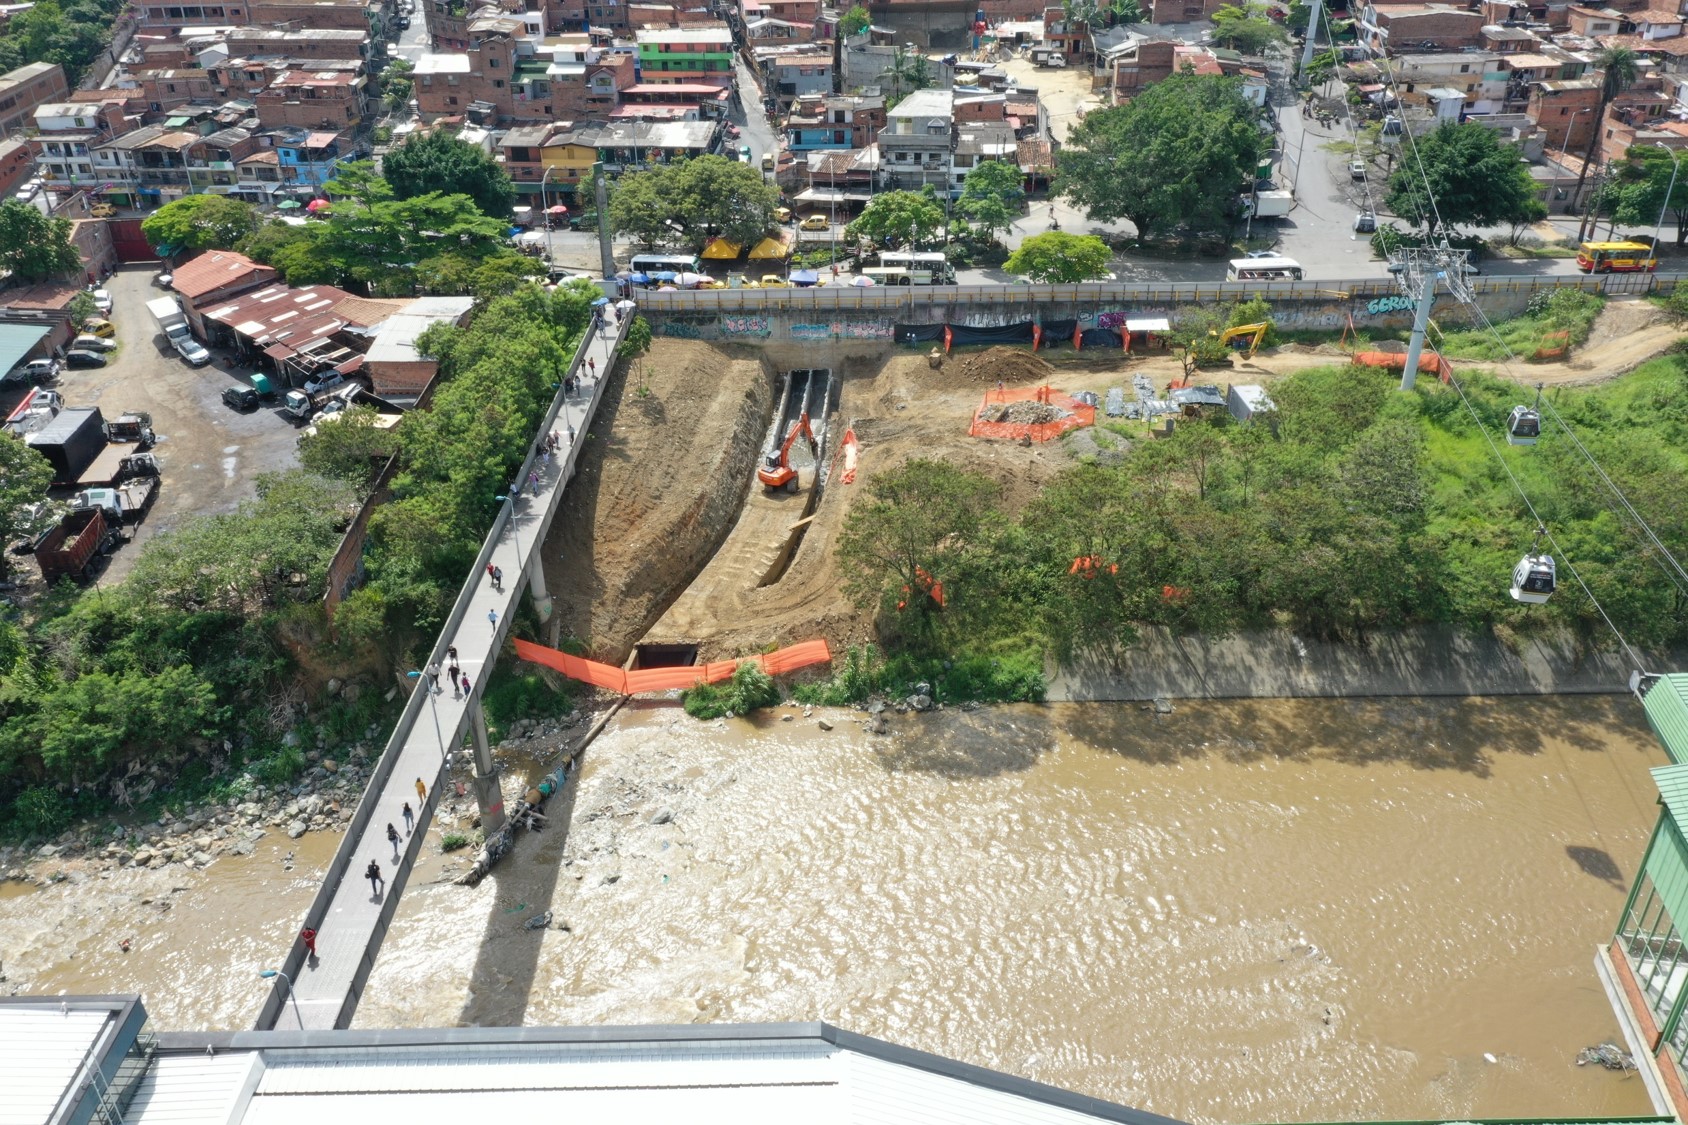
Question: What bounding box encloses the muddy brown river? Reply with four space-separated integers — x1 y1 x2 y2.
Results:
0 697 1665 1122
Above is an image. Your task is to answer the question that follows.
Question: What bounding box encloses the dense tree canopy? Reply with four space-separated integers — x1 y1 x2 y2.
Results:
1054 74 1267 240
141 195 260 253
846 188 945 249
607 155 781 250
0 438 54 582
1613 144 1688 246
0 0 123 84
382 132 515 219
956 159 1025 242
1210 2 1288 52
0 200 80 281
1383 122 1538 235
1005 231 1112 282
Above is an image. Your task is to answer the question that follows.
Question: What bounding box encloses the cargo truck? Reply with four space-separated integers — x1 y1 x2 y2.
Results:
1246 190 1294 219
71 480 158 525
104 411 155 446
24 406 107 485
35 507 118 584
146 296 191 342
75 445 160 489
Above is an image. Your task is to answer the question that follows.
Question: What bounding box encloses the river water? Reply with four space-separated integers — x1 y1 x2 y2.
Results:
0 697 1665 1122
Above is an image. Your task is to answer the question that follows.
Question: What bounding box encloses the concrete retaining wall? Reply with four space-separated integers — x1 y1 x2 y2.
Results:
1046 625 1678 702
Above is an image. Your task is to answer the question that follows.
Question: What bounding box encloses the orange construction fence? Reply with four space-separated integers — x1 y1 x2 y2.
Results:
513 637 833 695
969 384 1096 442
1353 351 1449 380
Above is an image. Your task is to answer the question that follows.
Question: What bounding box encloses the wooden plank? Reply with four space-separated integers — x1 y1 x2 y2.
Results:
787 516 815 532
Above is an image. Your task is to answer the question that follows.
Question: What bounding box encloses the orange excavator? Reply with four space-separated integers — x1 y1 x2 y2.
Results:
758 411 816 492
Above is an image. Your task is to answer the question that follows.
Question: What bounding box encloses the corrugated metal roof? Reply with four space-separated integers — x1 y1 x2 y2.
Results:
0 1007 109 1125
1654 762 1688 830
1645 674 1688 764
128 1052 261 1125
0 321 50 374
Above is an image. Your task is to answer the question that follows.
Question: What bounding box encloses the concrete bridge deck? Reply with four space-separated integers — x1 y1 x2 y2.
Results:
256 313 626 1031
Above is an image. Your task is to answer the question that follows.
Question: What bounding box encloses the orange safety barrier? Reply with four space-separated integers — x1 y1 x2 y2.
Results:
513 638 833 694
1352 351 1447 377
969 384 1097 442
840 427 859 484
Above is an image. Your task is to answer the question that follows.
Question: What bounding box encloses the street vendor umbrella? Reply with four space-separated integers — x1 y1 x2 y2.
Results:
615 299 636 311
591 296 610 307
790 269 819 286
546 204 569 214
305 198 331 212
277 200 302 210
851 274 876 286
628 272 651 284
654 271 678 281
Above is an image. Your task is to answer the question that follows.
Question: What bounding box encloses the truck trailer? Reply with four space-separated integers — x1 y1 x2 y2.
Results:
35 507 117 584
146 296 190 342
24 406 107 485
71 479 158 525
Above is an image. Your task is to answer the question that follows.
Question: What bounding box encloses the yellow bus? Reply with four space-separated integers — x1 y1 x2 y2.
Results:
1576 241 1658 273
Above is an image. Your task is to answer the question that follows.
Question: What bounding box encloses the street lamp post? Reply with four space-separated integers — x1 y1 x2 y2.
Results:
1562 107 1586 154
540 166 559 267
259 969 303 1029
405 669 447 753
1652 142 1682 263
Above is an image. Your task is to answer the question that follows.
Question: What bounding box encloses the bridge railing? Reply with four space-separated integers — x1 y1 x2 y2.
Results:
254 314 616 1032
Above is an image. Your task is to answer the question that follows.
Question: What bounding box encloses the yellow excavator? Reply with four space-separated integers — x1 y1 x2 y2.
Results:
1214 322 1269 358
758 412 816 492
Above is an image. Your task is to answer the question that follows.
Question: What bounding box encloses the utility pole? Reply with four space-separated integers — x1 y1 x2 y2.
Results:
1389 242 1472 391
1300 0 1322 76
592 160 614 279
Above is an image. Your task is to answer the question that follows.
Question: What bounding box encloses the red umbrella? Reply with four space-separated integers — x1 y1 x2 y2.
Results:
305 198 331 212
546 204 569 214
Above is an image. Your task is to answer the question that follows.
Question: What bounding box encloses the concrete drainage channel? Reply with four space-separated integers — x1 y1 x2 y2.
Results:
755 368 834 589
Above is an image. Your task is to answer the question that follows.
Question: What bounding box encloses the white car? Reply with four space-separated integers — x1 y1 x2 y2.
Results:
154 271 173 289
14 178 40 202
88 288 113 315
72 334 118 352
20 358 61 381
303 370 345 396
172 335 211 367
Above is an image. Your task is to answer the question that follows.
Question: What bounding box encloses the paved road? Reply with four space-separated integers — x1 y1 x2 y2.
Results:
392 7 429 63
271 314 624 1030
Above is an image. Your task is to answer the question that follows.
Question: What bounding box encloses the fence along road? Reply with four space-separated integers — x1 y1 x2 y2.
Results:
255 314 626 1032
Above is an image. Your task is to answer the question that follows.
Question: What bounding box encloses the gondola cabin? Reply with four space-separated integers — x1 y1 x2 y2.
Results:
1507 405 1540 446
1510 553 1556 604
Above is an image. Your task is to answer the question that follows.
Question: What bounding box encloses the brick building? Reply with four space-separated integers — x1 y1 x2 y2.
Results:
0 62 69 134
634 26 734 84
1356 0 1487 51
255 69 370 135
783 93 885 150
247 0 377 30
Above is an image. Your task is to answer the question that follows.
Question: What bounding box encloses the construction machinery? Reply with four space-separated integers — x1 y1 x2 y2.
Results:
757 368 833 493
1216 322 1270 357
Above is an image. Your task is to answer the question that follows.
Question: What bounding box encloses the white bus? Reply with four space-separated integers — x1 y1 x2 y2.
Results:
877 251 953 283
1226 256 1303 281
630 252 702 276
860 267 918 286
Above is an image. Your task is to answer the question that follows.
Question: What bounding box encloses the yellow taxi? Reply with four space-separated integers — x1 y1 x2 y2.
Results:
799 214 830 231
82 318 116 338
775 206 793 223
759 274 788 288
90 202 115 218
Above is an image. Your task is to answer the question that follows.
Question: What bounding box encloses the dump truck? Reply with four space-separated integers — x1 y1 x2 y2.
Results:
24 406 107 485
71 479 158 525
3 386 62 437
146 295 190 342
35 506 118 584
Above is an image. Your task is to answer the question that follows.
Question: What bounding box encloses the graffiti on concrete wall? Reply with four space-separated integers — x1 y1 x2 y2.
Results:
658 319 707 339
722 315 771 337
1365 295 1417 315
791 320 896 340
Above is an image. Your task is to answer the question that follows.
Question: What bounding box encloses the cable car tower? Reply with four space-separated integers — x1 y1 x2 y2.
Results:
1385 241 1475 391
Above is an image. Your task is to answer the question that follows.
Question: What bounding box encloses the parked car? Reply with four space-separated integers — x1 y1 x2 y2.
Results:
221 385 259 411
775 206 793 223
14 178 40 202
799 214 830 231
303 370 345 395
737 144 752 163
65 349 108 369
1348 160 1366 181
88 287 113 315
81 319 116 338
173 336 211 367
72 334 118 352
761 152 775 171
19 358 61 381
153 271 173 289
1353 211 1377 234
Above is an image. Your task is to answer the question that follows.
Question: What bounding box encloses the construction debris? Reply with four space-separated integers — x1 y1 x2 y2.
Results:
953 346 1054 386
1575 1043 1635 1070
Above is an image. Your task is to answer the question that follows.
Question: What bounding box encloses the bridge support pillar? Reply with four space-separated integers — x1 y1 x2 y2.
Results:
466 697 507 834
528 551 552 622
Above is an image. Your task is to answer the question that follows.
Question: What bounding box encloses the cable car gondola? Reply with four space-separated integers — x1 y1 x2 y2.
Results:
1507 405 1540 445
1510 526 1556 604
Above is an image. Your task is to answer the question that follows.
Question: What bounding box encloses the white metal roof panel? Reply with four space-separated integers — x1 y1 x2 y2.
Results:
241 1085 836 1125
0 1008 108 1125
845 1051 1124 1125
128 1052 262 1125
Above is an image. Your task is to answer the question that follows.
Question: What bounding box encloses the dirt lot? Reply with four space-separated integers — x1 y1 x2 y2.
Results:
2 263 304 588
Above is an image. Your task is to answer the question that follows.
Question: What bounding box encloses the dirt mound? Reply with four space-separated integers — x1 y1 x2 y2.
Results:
980 400 1068 425
541 341 772 663
1586 297 1666 348
953 346 1054 386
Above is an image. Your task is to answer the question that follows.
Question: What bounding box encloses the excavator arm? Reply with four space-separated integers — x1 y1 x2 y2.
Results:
758 411 817 491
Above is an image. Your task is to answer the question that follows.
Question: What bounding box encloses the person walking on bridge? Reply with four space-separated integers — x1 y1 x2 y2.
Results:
424 661 441 693
386 822 401 859
415 777 427 803
366 859 384 897
402 802 414 834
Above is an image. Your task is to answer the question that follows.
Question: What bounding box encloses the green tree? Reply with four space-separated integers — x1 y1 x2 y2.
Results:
846 188 945 249
884 46 933 103
379 58 414 111
296 406 400 489
0 200 79 281
1570 46 1639 233
665 155 781 248
383 132 515 219
321 159 394 206
1382 121 1539 236
837 459 1000 630
839 3 870 35
956 159 1025 242
240 220 339 286
1054 74 1266 240
66 290 97 330
0 437 54 581
141 194 260 252
1004 231 1111 282
1614 144 1688 247
607 167 677 249
1210 2 1288 53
